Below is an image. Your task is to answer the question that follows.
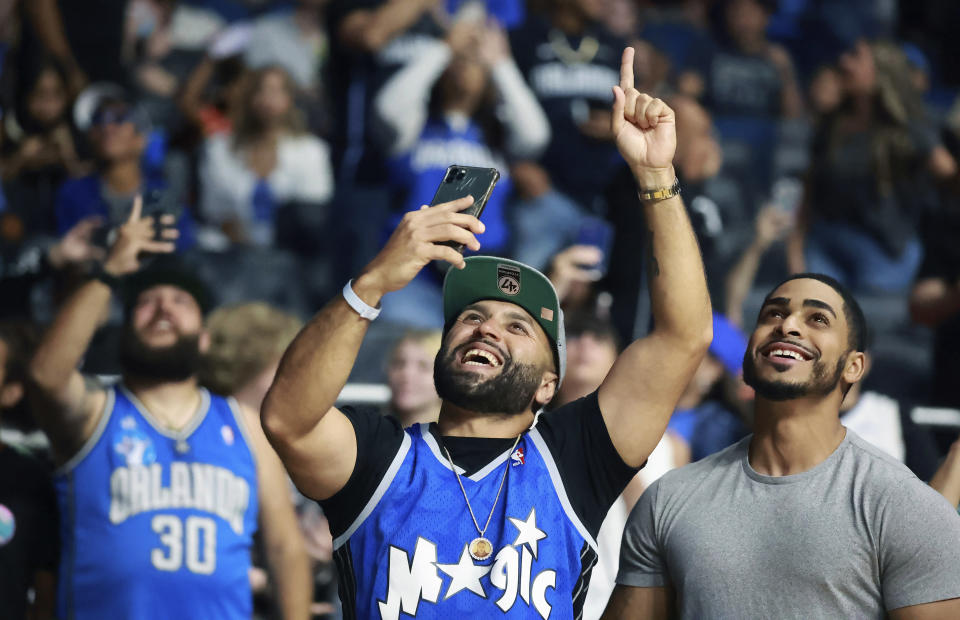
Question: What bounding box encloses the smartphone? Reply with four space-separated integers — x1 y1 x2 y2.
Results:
140 188 183 243
429 165 500 253
770 177 802 215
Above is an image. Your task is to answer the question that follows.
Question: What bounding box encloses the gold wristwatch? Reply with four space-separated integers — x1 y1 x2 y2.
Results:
637 177 681 202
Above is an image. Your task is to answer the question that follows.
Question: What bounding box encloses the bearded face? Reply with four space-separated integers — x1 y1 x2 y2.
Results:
119 321 202 381
742 347 846 401
120 285 206 382
433 337 546 417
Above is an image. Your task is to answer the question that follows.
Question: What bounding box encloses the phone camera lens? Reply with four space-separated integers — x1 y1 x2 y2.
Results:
456 169 466 180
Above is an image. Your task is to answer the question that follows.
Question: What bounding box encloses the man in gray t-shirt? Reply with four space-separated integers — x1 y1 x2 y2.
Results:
606 274 960 619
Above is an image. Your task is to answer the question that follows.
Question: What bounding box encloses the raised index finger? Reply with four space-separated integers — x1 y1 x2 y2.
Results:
620 47 635 91
128 194 143 223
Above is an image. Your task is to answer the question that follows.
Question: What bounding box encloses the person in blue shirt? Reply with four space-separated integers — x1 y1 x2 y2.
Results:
27 199 310 620
55 94 196 253
262 48 713 619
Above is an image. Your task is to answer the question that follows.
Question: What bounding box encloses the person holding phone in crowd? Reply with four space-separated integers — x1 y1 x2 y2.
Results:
605 274 960 619
55 93 196 252
27 198 311 619
261 47 711 618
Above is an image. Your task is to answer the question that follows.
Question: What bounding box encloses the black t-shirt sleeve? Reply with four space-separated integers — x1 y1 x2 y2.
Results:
536 391 641 539
318 406 406 539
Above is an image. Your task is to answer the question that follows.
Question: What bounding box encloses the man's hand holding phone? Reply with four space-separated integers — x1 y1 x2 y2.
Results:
353 197 484 305
102 195 179 277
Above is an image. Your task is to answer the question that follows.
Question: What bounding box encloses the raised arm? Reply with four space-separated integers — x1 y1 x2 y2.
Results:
725 205 793 326
373 38 451 156
598 47 713 468
929 438 960 509
337 0 438 53
24 0 87 94
261 197 484 500
28 197 177 462
602 585 675 620
889 598 960 620
240 405 311 620
481 23 551 159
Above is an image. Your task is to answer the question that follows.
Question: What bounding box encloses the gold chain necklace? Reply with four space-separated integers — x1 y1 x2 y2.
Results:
444 433 523 562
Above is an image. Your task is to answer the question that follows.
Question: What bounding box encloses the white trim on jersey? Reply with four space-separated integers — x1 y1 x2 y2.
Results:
333 432 412 551
226 396 258 469
420 423 466 475
419 422 517 482
120 385 211 443
528 428 599 554
55 387 116 475
466 447 517 482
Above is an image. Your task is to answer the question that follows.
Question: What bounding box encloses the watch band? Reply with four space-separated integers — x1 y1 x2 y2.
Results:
637 177 681 202
342 280 381 321
91 263 123 290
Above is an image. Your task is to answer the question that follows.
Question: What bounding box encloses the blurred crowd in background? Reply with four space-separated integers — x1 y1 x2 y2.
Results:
3 0 960 618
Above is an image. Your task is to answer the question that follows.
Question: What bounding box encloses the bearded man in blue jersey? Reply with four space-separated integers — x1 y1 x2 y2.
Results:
263 47 712 619
28 201 311 620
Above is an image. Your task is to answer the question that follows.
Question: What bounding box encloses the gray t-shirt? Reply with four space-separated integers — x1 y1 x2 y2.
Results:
617 431 960 619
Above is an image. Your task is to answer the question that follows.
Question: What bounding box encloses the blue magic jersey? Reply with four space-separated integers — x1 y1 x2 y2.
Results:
54 385 259 619
334 423 600 620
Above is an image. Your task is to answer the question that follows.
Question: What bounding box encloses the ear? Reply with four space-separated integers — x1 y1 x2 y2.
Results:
534 371 559 410
842 351 867 385
0 381 24 409
198 329 211 354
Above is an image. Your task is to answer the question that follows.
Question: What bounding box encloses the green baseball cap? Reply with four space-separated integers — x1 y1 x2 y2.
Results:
442 256 565 384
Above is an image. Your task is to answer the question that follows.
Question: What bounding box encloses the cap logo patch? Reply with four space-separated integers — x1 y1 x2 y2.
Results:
497 264 521 296
541 307 554 321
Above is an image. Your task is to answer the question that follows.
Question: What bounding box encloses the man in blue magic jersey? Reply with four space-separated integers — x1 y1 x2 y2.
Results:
27 200 311 620
263 47 713 619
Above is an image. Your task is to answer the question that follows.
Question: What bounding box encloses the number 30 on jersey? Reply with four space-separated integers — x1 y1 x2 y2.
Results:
151 514 217 574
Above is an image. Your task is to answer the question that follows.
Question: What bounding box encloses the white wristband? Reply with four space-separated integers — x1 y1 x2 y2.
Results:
342 280 381 321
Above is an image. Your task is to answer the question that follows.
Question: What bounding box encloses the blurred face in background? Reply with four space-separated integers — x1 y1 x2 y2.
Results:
121 285 208 381
725 0 769 46
129 285 205 351
440 56 490 114
839 41 877 97
388 338 441 423
673 96 722 181
251 69 294 127
809 65 843 115
678 354 725 409
28 68 68 128
560 331 617 402
90 104 145 163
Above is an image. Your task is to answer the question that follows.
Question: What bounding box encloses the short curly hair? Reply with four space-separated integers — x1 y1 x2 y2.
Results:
200 302 302 396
